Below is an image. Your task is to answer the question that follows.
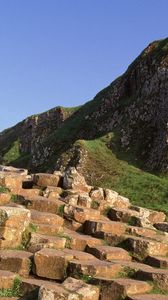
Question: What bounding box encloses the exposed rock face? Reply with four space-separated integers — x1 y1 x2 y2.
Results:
0 39 168 174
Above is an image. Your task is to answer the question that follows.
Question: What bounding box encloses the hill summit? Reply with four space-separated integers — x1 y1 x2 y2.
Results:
0 38 168 211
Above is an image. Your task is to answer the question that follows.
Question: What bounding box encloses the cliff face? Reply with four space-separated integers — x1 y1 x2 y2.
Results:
0 38 168 173
0 106 77 169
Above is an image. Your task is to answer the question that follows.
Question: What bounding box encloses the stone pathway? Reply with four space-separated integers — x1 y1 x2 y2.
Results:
0 167 168 299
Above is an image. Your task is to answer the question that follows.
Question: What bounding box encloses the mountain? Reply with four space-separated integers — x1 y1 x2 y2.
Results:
0 38 168 212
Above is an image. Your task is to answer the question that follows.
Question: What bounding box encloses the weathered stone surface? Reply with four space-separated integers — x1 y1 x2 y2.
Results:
84 219 126 237
108 207 139 223
63 168 90 192
63 277 100 300
0 173 28 192
90 187 104 201
0 206 30 248
136 267 168 291
126 226 157 238
38 283 77 300
154 222 168 232
63 249 97 261
95 278 152 300
64 205 100 223
33 173 62 188
127 295 168 300
28 233 66 252
23 196 65 214
0 270 17 289
34 248 73 280
0 165 28 175
68 259 123 279
78 193 92 208
0 250 32 276
0 193 11 205
131 206 166 224
30 210 64 226
63 229 103 251
123 236 168 259
145 255 168 268
86 245 131 261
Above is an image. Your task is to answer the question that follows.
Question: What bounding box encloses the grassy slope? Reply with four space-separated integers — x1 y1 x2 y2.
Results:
78 135 168 214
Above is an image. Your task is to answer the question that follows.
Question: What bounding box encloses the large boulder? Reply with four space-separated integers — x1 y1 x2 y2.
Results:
63 168 91 192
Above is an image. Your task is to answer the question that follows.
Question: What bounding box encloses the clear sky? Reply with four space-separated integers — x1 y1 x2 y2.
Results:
0 0 167 131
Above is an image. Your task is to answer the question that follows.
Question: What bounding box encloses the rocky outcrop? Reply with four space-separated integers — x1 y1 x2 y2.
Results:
0 166 168 298
0 39 168 174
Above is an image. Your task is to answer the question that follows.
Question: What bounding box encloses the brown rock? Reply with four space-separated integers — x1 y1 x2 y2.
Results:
63 229 103 251
86 245 131 261
0 270 17 289
0 250 33 277
84 219 126 237
38 283 77 300
127 295 168 300
68 259 123 279
34 248 73 280
63 277 99 300
154 222 168 232
94 278 152 300
63 167 90 192
0 206 30 249
123 235 168 259
136 267 168 291
64 205 100 223
27 233 66 253
0 193 11 205
90 188 104 201
145 255 168 268
33 173 62 187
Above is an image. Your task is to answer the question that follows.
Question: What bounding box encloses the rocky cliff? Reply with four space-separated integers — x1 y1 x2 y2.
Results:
0 38 168 208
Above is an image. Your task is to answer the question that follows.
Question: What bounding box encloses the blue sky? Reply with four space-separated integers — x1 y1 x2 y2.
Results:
0 0 167 131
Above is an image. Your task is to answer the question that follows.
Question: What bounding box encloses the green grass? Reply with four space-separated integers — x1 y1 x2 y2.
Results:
79 135 168 214
0 276 22 297
0 186 9 193
3 140 20 163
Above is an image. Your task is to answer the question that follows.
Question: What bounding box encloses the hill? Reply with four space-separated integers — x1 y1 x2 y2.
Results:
0 38 168 212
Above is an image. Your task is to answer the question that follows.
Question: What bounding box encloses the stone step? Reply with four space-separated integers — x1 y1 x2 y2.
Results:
120 235 168 259
84 219 126 237
62 277 99 300
33 173 62 188
63 249 97 261
33 248 74 280
86 245 132 261
90 277 152 300
0 206 30 249
64 204 100 223
27 233 66 252
63 228 103 251
67 259 123 279
108 207 139 223
38 278 99 300
127 295 168 300
111 260 153 276
20 277 62 299
0 270 17 289
126 225 157 238
0 250 33 277
22 195 65 214
0 193 11 205
145 255 168 268
30 209 64 226
32 223 63 235
154 222 168 232
136 267 168 291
